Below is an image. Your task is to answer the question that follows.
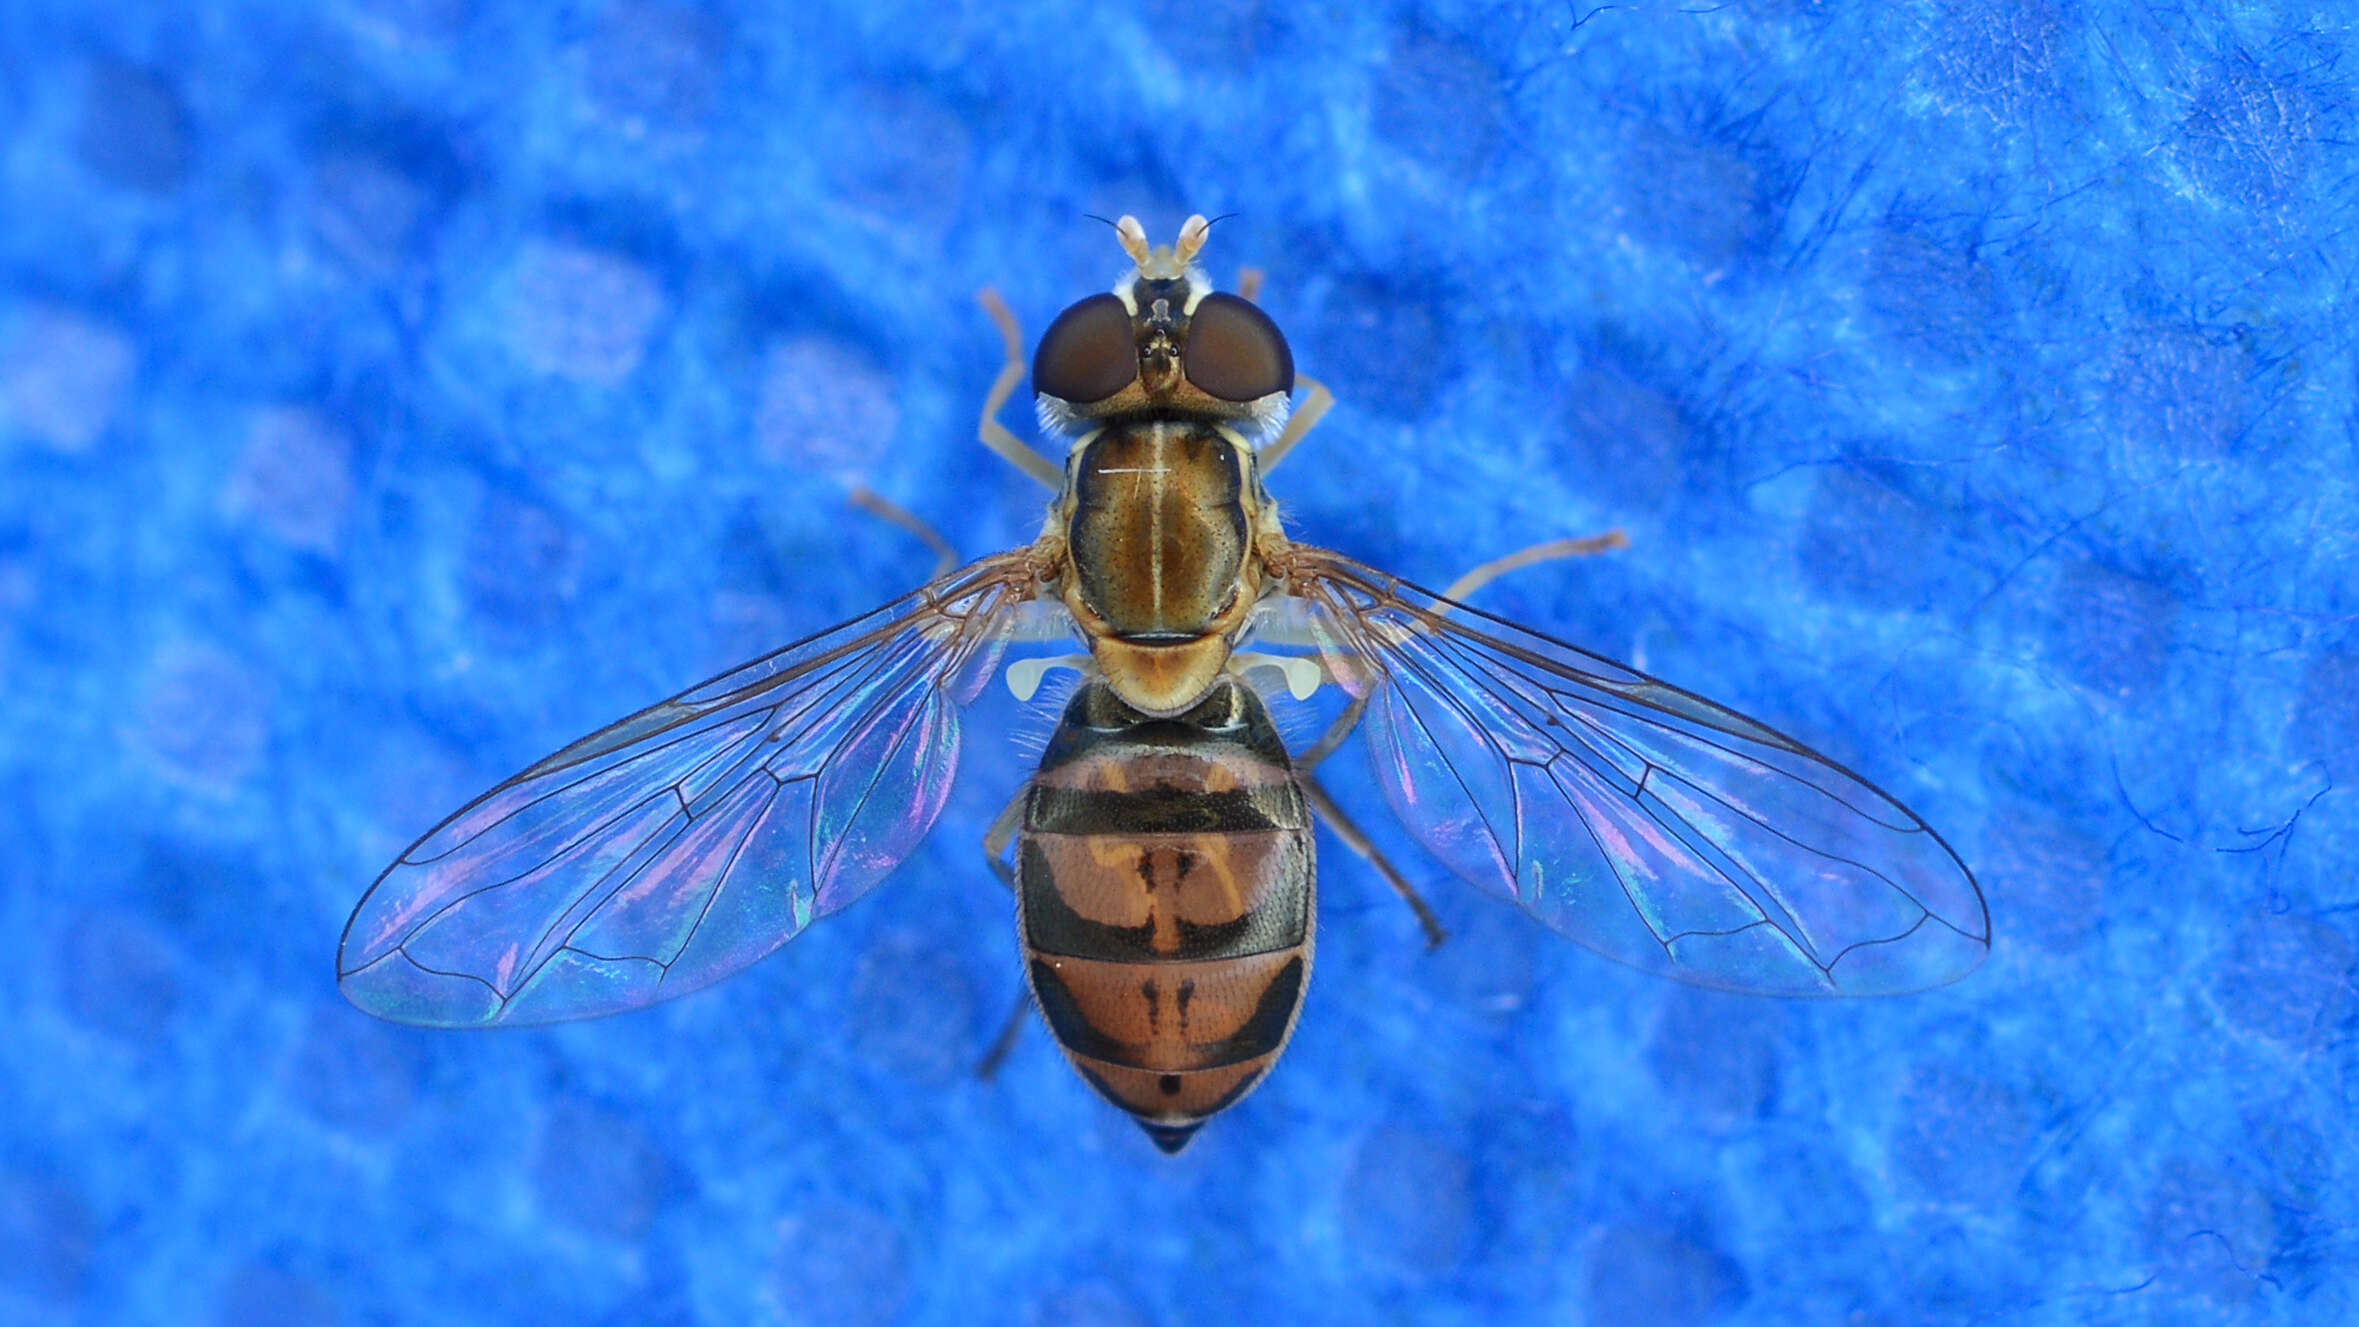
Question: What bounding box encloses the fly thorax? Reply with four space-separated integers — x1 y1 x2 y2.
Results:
1062 421 1258 714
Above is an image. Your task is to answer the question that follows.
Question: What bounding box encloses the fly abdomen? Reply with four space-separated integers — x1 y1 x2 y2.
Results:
1015 677 1314 1153
1021 829 1306 960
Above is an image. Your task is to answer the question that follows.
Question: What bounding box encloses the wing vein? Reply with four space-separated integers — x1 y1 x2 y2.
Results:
1270 544 1986 997
339 552 1044 1026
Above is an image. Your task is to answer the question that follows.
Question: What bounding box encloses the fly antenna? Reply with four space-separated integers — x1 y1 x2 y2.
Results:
1113 215 1152 269
1173 214 1213 266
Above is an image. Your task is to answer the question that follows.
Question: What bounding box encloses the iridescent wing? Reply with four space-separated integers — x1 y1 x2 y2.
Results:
339 552 1046 1027
1270 546 1987 996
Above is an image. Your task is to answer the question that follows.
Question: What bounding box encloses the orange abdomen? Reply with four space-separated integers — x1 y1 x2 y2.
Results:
1016 679 1314 1153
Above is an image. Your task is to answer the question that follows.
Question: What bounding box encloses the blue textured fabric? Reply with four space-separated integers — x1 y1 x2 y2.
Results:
3 2 2353 1323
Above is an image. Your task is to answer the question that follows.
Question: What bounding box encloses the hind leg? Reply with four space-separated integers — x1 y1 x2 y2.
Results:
976 991 1032 1081
975 787 1032 1079
1301 775 1446 948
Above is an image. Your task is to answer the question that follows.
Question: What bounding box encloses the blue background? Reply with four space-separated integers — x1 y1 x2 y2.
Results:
3 2 2353 1323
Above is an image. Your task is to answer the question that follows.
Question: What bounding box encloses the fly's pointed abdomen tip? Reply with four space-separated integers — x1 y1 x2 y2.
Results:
1141 1120 1202 1154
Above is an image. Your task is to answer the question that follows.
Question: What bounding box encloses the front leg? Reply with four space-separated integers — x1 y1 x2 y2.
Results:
974 288 1065 491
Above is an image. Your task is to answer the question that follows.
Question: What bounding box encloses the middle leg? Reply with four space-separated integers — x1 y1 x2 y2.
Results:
1299 527 1631 769
847 487 959 580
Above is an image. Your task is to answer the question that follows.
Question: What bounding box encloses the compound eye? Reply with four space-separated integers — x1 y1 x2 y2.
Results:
1183 293 1294 402
1032 294 1138 403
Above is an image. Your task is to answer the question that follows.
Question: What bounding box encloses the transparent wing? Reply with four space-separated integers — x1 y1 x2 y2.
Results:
1271 547 1988 996
338 552 1045 1027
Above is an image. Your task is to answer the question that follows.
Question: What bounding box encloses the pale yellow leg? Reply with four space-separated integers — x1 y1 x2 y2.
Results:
1231 265 1329 475
975 288 1065 491
847 487 958 580
1439 530 1629 604
1256 375 1332 475
1300 529 1630 769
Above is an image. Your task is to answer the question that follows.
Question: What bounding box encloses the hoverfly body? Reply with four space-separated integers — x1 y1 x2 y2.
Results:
338 215 1989 1153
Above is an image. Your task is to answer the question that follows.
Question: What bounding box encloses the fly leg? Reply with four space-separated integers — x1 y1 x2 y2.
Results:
977 991 1032 1082
1292 682 1440 946
1233 266 1332 476
1300 771 1446 950
1294 529 1631 949
976 787 1032 1080
846 487 958 580
981 784 1024 893
1295 529 1630 768
1255 376 1333 475
1438 530 1629 603
1296 688 1372 775
975 288 1066 491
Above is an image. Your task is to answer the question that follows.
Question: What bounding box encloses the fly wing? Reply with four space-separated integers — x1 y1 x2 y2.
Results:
1273 547 1987 996
338 552 1044 1026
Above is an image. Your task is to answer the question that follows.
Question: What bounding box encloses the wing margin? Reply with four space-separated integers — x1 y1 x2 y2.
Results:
1272 547 1987 996
338 552 1044 1026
